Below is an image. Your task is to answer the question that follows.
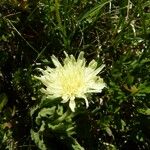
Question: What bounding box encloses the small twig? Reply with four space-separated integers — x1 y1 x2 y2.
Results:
6 19 38 54
3 12 21 18
34 42 50 63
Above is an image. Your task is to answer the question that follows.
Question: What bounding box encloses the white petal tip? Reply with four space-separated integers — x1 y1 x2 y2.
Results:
69 98 76 112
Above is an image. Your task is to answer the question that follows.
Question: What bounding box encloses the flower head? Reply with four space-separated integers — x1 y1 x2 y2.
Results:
35 51 106 112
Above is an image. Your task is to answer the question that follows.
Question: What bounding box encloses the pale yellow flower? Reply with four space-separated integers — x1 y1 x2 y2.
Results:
35 52 106 112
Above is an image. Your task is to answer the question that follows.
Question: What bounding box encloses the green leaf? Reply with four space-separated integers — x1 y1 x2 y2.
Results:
31 130 47 150
139 83 150 94
105 126 113 137
36 107 56 125
138 108 150 115
78 0 110 23
71 137 85 150
120 119 126 131
0 93 8 112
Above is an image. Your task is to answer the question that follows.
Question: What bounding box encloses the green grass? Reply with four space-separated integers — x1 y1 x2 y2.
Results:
0 0 150 149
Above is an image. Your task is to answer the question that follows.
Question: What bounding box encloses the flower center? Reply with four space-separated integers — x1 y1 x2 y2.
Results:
59 67 85 97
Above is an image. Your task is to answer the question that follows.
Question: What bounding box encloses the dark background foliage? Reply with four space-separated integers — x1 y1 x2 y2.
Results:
0 0 150 149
